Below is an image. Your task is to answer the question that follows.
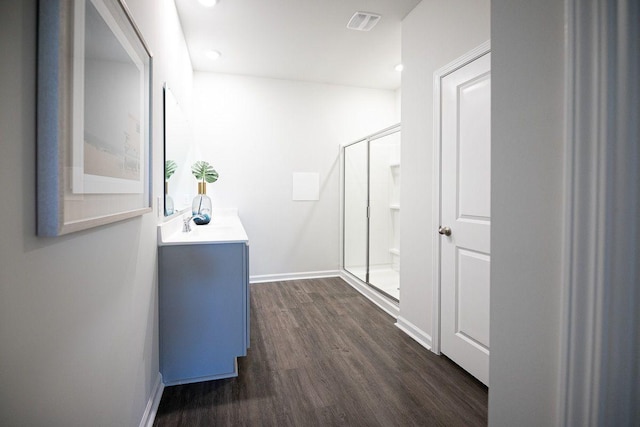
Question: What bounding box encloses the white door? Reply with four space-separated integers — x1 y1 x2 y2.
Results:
439 52 491 385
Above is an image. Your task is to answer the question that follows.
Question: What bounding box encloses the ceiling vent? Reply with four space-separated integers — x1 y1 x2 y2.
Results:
347 11 381 31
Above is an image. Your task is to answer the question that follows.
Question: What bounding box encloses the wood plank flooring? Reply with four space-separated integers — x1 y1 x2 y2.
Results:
153 277 488 426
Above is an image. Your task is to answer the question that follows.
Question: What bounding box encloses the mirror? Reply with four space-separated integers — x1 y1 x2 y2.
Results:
163 84 196 216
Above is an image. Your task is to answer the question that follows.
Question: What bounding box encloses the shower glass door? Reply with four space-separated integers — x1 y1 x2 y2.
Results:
343 125 401 302
343 140 368 283
369 131 400 300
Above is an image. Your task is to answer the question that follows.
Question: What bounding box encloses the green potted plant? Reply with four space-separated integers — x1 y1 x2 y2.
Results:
190 161 219 225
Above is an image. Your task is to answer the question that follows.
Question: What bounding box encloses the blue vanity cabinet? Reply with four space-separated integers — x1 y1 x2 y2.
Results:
158 242 249 385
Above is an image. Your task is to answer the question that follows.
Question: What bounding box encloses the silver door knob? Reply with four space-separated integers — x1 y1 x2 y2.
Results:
438 226 452 236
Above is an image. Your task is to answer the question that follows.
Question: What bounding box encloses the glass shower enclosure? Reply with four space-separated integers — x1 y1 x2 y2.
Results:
342 124 400 301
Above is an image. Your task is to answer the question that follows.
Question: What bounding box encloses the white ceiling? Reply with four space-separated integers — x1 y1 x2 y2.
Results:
174 0 421 90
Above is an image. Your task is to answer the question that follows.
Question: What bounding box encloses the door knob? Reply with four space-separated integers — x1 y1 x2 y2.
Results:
438 226 452 236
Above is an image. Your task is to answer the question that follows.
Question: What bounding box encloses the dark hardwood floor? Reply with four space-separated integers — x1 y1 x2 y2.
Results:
154 277 488 426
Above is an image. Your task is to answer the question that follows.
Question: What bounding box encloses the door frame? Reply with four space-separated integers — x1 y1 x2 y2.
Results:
431 41 491 355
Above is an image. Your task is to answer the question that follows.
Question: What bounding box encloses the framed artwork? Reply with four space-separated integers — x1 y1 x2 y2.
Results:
37 0 153 236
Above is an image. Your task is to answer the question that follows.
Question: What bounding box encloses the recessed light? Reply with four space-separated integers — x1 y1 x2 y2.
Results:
395 64 404 72
198 0 218 7
206 50 222 60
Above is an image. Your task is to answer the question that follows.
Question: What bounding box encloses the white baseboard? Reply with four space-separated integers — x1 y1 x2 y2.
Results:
139 373 164 427
395 316 433 350
250 270 340 284
339 271 399 319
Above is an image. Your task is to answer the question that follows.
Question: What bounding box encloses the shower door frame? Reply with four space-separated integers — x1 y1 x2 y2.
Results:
341 123 401 303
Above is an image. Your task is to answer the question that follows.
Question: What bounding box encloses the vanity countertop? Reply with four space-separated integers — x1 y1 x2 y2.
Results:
158 210 249 246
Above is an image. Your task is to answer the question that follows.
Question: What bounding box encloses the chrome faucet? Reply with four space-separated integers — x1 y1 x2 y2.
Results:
182 214 204 233
182 216 192 233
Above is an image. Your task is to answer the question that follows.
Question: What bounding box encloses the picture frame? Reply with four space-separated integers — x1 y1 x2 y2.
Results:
37 0 153 236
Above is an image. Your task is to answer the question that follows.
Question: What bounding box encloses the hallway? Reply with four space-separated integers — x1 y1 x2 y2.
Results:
154 278 487 426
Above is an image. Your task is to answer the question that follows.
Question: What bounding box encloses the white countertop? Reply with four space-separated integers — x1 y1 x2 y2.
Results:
158 210 249 246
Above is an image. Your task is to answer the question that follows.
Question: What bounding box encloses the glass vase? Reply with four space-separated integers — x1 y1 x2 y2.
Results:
191 182 211 225
164 182 174 216
165 195 175 216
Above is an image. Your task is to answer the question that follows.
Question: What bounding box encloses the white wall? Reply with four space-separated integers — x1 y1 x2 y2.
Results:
399 0 490 339
193 73 397 278
400 2 567 423
401 0 566 423
0 0 192 425
489 0 565 424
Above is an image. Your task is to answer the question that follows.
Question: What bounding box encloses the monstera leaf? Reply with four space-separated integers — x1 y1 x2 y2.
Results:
191 160 219 184
165 160 177 181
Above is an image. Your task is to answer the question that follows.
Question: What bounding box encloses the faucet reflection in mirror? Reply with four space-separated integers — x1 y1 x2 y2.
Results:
191 160 219 225
165 160 177 216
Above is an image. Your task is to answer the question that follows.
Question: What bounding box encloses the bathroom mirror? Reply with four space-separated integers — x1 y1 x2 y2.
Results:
163 84 196 216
